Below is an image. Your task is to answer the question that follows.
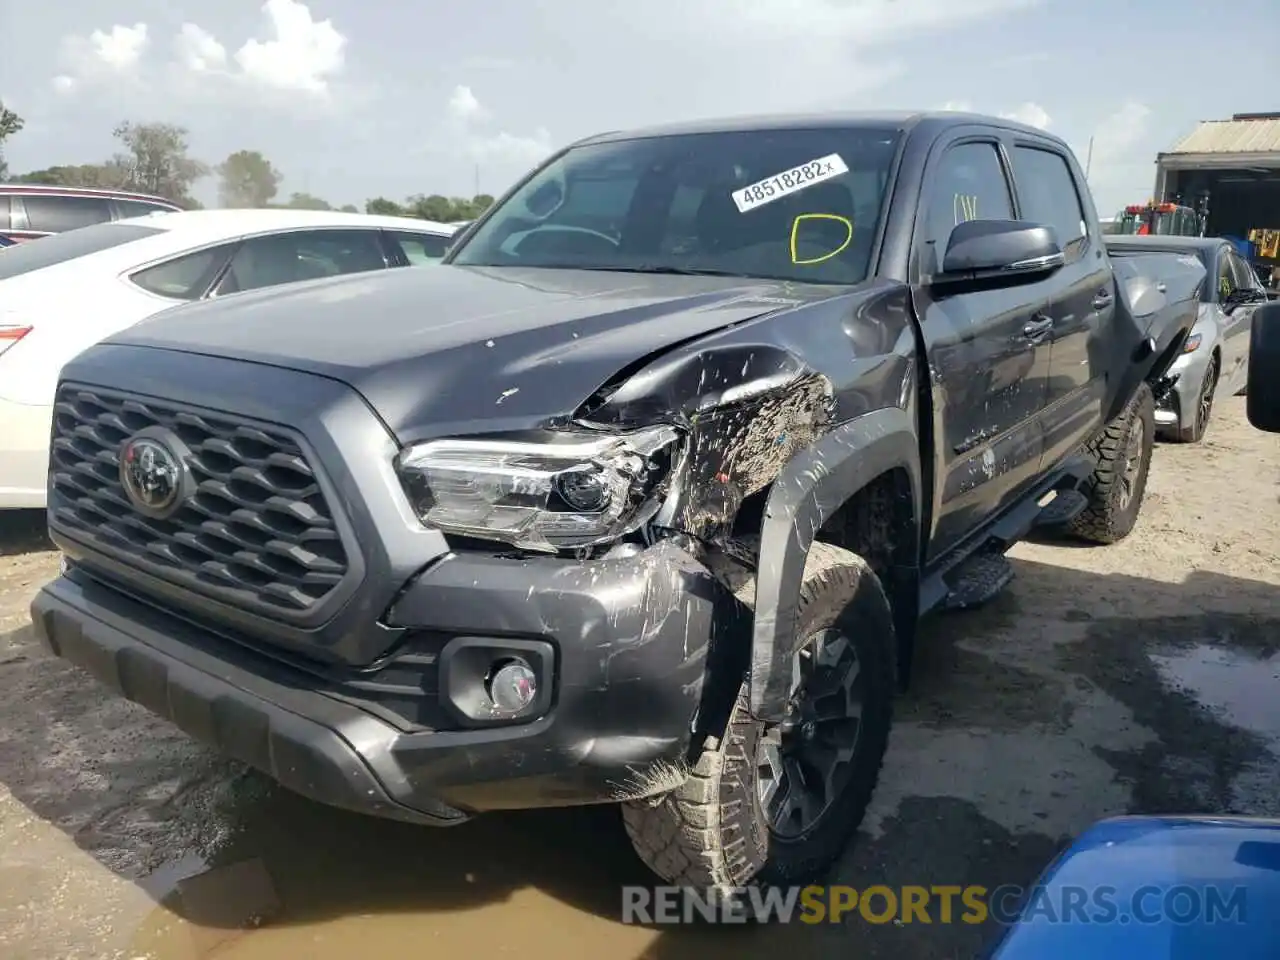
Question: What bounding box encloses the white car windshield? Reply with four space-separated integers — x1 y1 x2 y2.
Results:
450 126 902 285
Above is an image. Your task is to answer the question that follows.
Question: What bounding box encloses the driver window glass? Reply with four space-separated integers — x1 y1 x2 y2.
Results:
925 142 1014 274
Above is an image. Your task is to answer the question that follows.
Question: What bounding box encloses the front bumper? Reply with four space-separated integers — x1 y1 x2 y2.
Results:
1154 348 1211 432
31 538 747 823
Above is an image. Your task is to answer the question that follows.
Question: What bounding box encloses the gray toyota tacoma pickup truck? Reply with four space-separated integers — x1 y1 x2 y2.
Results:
31 112 1204 894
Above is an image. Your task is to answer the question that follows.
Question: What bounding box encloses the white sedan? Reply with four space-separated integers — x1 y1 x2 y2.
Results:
0 208 457 509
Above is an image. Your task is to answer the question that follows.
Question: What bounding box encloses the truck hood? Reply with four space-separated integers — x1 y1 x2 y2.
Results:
112 264 822 442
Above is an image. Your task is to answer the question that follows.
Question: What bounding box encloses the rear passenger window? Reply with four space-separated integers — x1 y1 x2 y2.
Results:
131 248 225 300
117 199 174 220
1010 146 1088 258
924 142 1014 272
214 229 389 296
385 230 450 264
23 195 113 232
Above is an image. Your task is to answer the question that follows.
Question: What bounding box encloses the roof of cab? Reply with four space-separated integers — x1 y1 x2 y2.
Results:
574 110 1067 147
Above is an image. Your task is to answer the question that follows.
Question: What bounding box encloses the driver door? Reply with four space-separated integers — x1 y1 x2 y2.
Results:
912 133 1053 562
1220 249 1264 393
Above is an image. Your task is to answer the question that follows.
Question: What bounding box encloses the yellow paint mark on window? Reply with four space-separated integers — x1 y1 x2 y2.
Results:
790 213 853 265
953 194 979 224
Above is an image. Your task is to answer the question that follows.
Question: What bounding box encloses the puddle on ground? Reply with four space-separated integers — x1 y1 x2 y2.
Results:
121 786 812 960
1150 643 1280 750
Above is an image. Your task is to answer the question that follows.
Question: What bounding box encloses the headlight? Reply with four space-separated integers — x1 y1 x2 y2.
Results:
1182 333 1202 353
396 425 683 552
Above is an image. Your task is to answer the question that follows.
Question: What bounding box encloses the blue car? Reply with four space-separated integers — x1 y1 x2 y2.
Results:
989 816 1280 958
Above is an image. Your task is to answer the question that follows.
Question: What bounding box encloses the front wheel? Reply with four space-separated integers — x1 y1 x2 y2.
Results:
1174 354 1218 444
1068 381 1155 544
621 543 895 893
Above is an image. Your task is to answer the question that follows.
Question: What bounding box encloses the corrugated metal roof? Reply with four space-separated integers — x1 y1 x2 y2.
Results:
1166 118 1280 155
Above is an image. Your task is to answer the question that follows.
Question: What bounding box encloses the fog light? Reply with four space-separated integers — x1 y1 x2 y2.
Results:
487 659 537 713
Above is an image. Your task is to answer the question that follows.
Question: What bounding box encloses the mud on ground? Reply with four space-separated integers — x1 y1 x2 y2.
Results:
0 396 1276 960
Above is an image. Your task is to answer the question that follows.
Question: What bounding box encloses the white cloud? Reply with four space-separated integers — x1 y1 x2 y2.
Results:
1000 102 1051 129
1088 101 1152 167
49 2 346 99
234 0 346 94
443 86 553 176
51 22 149 92
86 23 150 70
448 85 487 122
1077 101 1154 210
174 24 227 73
935 100 1051 130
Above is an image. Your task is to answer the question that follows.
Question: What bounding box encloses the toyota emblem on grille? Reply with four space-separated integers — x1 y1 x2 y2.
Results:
119 428 191 518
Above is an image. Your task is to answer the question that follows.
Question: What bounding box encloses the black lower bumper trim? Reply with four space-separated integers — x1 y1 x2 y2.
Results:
30 578 469 826
30 537 737 821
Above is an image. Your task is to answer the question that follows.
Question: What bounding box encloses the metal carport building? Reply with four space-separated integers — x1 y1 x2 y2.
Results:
1154 113 1280 264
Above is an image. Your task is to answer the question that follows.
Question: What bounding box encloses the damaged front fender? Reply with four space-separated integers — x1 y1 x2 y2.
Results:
751 407 920 721
575 286 923 725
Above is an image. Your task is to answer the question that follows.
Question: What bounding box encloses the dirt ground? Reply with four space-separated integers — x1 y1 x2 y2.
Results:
0 396 1276 960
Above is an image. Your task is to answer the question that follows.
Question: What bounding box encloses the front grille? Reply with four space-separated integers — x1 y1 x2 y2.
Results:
49 385 351 615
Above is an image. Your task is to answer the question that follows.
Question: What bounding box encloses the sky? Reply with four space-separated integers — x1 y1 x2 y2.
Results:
2 0 1277 214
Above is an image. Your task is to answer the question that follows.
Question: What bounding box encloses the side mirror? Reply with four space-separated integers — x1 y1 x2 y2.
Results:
935 219 1065 285
1247 302 1280 432
1224 287 1266 312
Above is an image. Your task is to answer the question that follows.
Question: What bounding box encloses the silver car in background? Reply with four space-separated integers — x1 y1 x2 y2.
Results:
1106 236 1264 442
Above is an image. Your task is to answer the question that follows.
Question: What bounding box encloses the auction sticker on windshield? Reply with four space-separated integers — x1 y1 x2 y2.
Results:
732 154 850 214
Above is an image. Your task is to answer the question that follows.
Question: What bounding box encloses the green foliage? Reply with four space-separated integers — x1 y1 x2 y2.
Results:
0 101 23 179
3 113 498 221
365 194 493 222
216 150 283 207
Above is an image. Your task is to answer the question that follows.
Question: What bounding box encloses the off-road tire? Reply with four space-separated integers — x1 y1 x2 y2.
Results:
1068 381 1155 545
621 542 896 894
1173 353 1218 444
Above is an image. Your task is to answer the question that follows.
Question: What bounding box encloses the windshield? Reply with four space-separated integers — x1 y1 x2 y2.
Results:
0 222 163 281
449 127 903 285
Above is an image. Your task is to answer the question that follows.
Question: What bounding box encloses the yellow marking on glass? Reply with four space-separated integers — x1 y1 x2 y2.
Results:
790 213 853 265
953 194 979 224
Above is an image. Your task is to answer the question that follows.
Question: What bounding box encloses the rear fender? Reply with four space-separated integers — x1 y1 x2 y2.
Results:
750 406 920 721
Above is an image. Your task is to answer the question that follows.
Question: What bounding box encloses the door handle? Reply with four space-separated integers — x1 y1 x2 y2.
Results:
1022 316 1053 341
1092 290 1113 309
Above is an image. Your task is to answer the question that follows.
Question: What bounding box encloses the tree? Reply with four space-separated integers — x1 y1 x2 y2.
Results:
215 150 282 207
111 121 209 205
281 191 332 210
0 101 24 180
365 197 404 216
9 163 129 188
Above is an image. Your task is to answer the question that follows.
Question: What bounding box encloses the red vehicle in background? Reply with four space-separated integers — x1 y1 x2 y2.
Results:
0 184 180 243
1114 200 1204 237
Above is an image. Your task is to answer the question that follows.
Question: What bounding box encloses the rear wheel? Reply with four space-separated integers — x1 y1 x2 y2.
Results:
1174 353 1219 444
1068 382 1155 545
621 543 895 894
